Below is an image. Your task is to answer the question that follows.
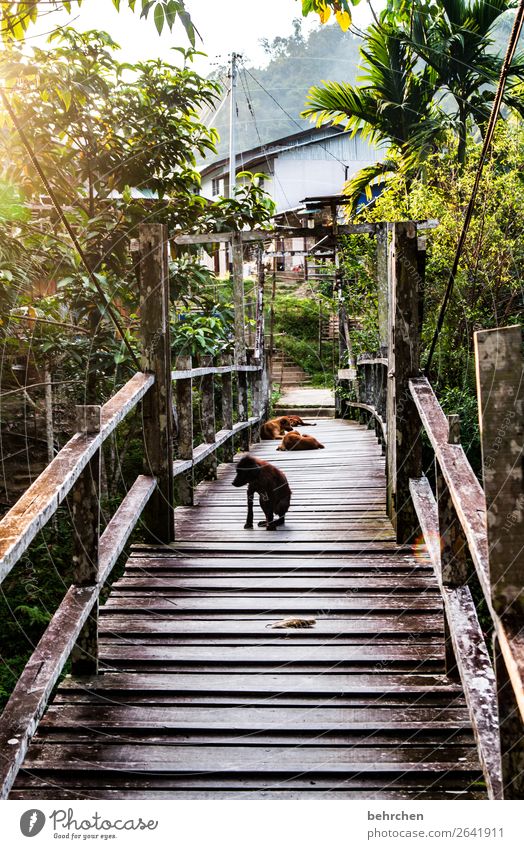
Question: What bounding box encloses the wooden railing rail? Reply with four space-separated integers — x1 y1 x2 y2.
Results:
0 371 154 583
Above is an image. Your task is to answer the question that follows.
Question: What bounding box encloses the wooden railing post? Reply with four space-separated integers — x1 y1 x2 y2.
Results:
220 354 234 462
200 354 217 480
376 222 388 357
139 223 174 543
386 221 423 543
175 354 194 505
475 324 524 799
435 415 471 679
70 405 100 676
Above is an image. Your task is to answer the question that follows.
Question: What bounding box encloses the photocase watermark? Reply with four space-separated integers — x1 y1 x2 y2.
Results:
20 810 46 838
18 808 159 840
482 409 517 470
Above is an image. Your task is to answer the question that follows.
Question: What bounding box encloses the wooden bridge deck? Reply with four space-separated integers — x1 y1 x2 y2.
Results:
11 419 485 800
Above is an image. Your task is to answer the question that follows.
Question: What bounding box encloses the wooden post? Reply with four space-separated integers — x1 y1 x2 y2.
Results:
232 232 246 365
475 324 524 799
232 232 249 451
70 405 100 676
200 355 217 480
220 354 235 462
255 246 265 361
386 221 423 543
139 224 174 543
237 367 250 452
376 222 388 356
175 354 194 505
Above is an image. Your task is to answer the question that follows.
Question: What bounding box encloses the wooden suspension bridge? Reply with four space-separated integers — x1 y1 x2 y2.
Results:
0 222 522 800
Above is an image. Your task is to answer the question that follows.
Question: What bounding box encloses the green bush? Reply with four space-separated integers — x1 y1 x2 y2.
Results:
271 294 335 387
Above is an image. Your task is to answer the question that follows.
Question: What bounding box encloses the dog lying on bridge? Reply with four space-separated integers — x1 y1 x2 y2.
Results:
260 416 293 439
232 454 291 530
277 431 325 451
286 415 316 427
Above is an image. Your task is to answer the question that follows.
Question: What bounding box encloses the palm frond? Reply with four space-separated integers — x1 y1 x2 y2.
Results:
342 158 398 216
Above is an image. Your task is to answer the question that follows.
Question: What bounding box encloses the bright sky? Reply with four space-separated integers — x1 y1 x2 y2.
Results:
26 0 375 73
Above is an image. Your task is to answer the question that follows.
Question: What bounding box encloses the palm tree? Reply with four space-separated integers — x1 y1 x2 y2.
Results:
302 22 443 211
408 0 521 164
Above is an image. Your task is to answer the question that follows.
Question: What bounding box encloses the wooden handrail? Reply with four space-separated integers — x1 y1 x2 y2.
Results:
0 474 156 799
171 363 261 380
409 376 490 599
0 372 154 583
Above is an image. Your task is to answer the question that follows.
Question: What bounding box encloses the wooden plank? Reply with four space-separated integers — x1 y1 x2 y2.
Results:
409 476 502 799
57 670 464 695
40 704 471 731
8 789 485 800
21 743 480 772
103 596 440 613
98 616 444 636
0 371 154 583
112 576 435 591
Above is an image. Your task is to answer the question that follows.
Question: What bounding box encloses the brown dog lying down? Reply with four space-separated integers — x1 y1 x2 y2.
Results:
277 431 325 451
286 415 316 427
232 454 291 530
260 416 293 439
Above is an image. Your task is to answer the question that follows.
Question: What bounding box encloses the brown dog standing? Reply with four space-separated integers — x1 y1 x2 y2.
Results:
260 416 293 439
277 431 325 451
232 454 291 530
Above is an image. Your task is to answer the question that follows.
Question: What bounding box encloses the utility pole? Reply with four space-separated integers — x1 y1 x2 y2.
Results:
228 52 239 199
228 51 246 366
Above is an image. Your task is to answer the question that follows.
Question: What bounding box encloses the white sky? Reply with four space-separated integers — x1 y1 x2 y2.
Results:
25 0 375 73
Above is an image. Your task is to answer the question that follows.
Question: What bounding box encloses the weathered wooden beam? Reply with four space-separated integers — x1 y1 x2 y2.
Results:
475 325 524 618
409 476 503 800
171 364 261 379
493 630 524 799
220 354 234 463
139 223 175 543
173 230 276 245
475 324 524 799
232 232 246 365
172 221 439 247
199 355 217 480
376 222 388 355
174 354 194 506
0 472 156 800
410 376 490 600
386 222 422 542
70 405 100 677
0 372 154 583
98 475 156 584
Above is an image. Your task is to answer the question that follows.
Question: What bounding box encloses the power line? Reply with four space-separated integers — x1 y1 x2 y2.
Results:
424 0 524 376
239 68 294 210
241 63 349 171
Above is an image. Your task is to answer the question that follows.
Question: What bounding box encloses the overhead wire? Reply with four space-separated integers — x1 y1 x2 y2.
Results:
424 0 524 375
241 62 349 171
238 67 294 211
